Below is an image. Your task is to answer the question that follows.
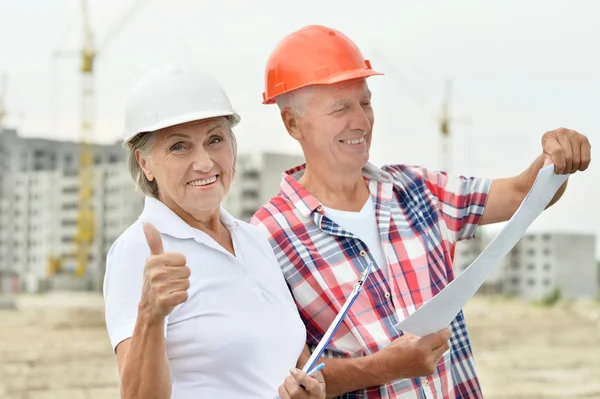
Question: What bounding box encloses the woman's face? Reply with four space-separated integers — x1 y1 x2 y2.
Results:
137 117 235 217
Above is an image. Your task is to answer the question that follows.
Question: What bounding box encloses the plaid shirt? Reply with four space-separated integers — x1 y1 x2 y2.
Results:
250 162 492 399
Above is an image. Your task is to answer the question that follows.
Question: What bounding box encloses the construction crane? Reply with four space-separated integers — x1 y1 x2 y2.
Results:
437 80 473 174
368 51 471 174
73 0 95 277
439 80 452 173
54 0 148 277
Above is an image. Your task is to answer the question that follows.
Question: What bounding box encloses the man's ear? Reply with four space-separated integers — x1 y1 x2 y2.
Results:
281 109 303 140
135 150 154 181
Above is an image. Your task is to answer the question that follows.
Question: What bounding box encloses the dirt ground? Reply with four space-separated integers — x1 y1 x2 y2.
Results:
465 296 600 399
0 292 599 399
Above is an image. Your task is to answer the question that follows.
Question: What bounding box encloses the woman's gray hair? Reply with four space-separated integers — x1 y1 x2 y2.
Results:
126 116 238 198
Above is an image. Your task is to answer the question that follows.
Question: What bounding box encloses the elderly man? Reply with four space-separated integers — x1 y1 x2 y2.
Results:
250 25 591 399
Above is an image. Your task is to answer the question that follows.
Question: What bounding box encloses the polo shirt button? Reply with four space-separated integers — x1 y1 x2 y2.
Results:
359 250 367 257
316 206 323 212
385 292 391 299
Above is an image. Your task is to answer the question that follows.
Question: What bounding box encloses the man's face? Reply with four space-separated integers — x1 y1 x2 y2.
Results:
294 79 374 173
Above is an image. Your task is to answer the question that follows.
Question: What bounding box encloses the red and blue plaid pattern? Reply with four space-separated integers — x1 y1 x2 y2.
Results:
250 162 492 399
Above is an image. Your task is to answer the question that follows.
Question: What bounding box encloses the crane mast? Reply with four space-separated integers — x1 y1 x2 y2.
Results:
439 80 452 173
74 0 96 277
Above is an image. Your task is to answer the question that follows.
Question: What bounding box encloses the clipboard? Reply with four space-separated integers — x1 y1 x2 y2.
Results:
301 260 374 374
272 261 374 399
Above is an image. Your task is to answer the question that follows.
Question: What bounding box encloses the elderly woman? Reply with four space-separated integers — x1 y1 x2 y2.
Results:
103 65 325 399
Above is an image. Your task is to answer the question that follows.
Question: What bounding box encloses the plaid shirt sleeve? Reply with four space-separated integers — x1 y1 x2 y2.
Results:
385 165 493 243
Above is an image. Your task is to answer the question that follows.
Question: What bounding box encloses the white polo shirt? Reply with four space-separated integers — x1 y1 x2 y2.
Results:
103 196 307 399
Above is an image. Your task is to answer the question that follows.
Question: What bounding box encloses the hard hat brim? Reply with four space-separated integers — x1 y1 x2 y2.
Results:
263 68 384 105
122 110 241 149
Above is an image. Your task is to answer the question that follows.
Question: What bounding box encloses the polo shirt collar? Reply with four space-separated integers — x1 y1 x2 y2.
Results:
139 196 238 241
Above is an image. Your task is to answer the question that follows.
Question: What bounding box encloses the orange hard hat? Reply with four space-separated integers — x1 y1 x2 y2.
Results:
262 25 383 104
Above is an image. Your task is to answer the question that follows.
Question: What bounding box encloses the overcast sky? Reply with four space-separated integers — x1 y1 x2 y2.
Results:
1 0 599 256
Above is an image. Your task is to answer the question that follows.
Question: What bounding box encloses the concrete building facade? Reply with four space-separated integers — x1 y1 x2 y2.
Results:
0 128 143 292
454 231 598 300
505 233 597 299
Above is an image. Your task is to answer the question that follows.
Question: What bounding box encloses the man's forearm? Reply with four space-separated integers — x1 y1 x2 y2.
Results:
296 344 388 397
320 354 388 399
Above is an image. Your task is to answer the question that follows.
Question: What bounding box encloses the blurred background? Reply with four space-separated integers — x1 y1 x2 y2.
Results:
0 0 598 398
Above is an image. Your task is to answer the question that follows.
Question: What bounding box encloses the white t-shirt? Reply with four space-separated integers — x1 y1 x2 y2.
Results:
103 197 306 399
322 196 389 279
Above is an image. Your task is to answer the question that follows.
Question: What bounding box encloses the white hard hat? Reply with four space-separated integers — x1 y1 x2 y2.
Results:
122 64 241 148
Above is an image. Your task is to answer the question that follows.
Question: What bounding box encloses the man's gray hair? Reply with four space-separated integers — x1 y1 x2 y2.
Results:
274 85 315 116
126 116 238 198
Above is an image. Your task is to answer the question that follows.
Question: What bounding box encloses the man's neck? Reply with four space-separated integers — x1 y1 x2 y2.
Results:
299 163 370 212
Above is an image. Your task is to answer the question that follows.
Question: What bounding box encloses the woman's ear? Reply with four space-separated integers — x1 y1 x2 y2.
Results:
135 150 154 181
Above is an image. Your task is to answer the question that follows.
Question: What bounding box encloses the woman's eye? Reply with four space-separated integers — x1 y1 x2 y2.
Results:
170 143 185 151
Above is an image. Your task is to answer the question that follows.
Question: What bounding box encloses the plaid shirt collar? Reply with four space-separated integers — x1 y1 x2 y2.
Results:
279 162 397 219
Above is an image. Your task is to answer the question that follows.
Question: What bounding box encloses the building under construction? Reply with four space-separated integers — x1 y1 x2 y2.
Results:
0 127 144 293
454 231 598 300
